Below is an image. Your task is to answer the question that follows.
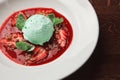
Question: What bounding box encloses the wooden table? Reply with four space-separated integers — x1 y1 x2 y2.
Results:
63 0 120 80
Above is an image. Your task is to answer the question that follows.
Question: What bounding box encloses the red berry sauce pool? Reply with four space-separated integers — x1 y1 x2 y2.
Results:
0 8 73 66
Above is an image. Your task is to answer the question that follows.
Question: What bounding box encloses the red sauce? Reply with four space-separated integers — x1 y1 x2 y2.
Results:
0 8 73 66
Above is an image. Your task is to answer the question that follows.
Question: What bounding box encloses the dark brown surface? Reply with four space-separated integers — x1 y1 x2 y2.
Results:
63 0 120 80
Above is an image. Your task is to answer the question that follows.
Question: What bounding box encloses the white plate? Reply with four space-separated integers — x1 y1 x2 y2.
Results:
0 0 99 80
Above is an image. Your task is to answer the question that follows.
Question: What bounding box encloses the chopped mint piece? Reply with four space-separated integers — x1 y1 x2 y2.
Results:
48 13 55 21
48 13 64 26
28 46 35 52
16 14 26 30
53 18 64 26
16 41 35 51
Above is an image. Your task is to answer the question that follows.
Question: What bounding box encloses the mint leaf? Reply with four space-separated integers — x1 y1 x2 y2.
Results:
48 13 55 21
16 14 25 30
48 13 64 26
28 46 35 52
53 18 64 26
16 41 35 51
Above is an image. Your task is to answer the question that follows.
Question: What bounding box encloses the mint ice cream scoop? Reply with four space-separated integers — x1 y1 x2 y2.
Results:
22 14 54 45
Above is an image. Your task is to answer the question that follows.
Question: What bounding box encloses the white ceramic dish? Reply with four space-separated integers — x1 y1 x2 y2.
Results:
0 0 99 80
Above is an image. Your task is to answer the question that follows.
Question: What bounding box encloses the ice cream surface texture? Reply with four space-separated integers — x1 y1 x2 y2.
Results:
22 14 54 45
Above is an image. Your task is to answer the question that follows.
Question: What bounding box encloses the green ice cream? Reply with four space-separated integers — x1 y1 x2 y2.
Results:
22 14 54 45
